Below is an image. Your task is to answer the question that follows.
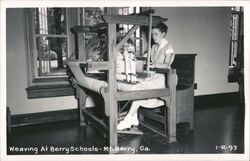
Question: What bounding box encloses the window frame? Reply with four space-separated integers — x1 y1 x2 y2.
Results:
34 8 69 78
24 8 79 98
228 7 244 83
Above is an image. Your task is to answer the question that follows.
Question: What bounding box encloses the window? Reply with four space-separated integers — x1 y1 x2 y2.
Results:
25 8 79 84
228 7 244 82
79 7 106 61
34 8 68 77
83 7 105 26
25 8 79 98
118 7 142 56
25 7 108 98
229 7 243 67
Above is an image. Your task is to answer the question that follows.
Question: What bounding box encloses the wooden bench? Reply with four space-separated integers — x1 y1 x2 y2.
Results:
138 54 196 137
173 54 196 130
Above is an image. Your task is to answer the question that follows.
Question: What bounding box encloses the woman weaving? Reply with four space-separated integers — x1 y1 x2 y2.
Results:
117 22 176 130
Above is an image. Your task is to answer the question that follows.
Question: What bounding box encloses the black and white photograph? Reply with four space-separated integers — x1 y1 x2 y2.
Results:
0 1 249 161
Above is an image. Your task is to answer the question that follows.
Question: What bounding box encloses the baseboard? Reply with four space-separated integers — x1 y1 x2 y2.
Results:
10 92 240 127
194 92 240 108
11 109 78 127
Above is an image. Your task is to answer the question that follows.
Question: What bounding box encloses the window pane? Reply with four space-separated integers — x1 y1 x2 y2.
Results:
84 7 104 26
36 36 67 76
34 8 67 35
118 7 142 56
83 7 105 45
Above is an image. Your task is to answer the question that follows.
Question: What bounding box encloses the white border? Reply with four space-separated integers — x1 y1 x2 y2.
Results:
1 1 249 161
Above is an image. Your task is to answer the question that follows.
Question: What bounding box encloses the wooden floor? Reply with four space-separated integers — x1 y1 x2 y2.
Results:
7 100 245 154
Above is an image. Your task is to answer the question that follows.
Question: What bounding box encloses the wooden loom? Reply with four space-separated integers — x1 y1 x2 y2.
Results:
67 11 177 149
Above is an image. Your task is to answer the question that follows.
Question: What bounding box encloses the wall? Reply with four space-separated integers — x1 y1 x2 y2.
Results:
153 7 239 95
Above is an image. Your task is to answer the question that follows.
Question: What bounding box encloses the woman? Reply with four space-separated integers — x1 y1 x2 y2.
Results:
117 22 176 130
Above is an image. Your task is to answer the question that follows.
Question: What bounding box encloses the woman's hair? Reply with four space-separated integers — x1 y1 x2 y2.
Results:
153 23 168 34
